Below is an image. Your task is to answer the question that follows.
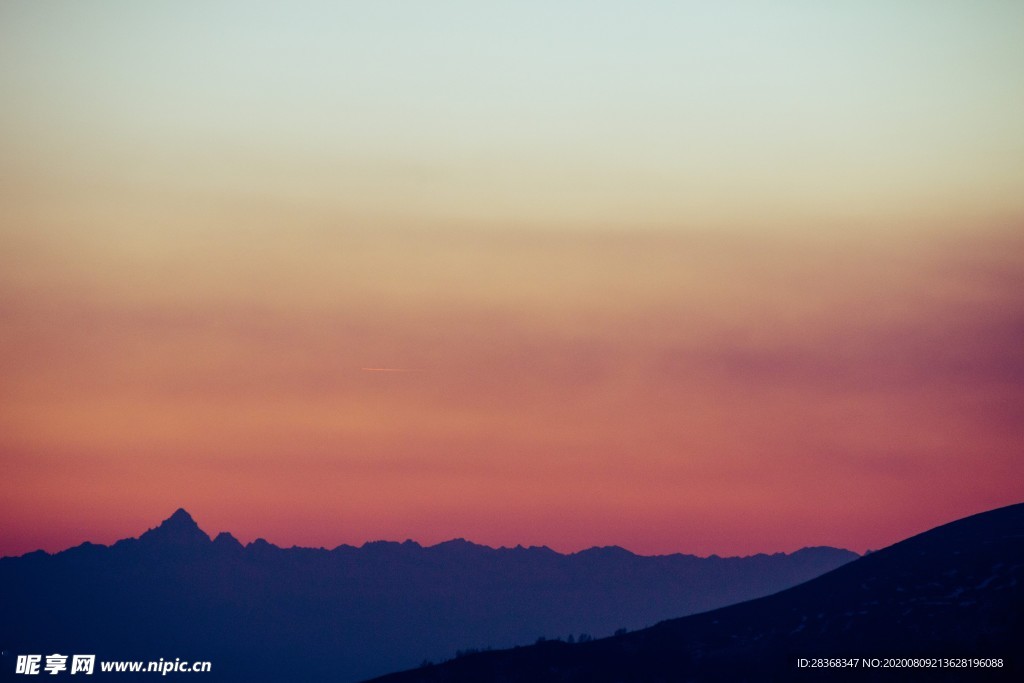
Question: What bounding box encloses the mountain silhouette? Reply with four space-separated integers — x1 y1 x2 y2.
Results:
1 511 854 682
369 502 1024 682
136 508 211 548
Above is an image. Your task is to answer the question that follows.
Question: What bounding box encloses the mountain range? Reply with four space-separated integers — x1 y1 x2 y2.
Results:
370 502 1024 682
1 510 855 682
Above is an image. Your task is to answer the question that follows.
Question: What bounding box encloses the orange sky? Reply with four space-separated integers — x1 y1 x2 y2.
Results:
2 2 1023 557
2 215 1021 556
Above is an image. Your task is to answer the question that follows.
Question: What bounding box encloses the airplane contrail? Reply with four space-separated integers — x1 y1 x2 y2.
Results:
361 367 424 373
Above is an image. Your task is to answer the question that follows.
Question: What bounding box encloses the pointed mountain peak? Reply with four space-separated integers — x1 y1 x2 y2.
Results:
166 508 197 527
138 508 210 547
212 531 243 550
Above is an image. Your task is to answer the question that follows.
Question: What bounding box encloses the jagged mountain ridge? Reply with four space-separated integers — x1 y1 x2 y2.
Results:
2 510 855 682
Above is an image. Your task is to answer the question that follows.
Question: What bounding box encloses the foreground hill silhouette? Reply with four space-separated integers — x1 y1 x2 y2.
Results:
1 511 854 682
370 502 1024 683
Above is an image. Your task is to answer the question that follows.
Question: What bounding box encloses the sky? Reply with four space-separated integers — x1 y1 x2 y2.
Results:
1 1 1022 557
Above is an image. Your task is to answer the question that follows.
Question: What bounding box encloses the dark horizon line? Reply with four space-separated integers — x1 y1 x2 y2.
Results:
1 506 861 563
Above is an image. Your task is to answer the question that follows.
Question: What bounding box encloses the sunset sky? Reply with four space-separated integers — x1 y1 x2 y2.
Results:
2 1 1022 558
